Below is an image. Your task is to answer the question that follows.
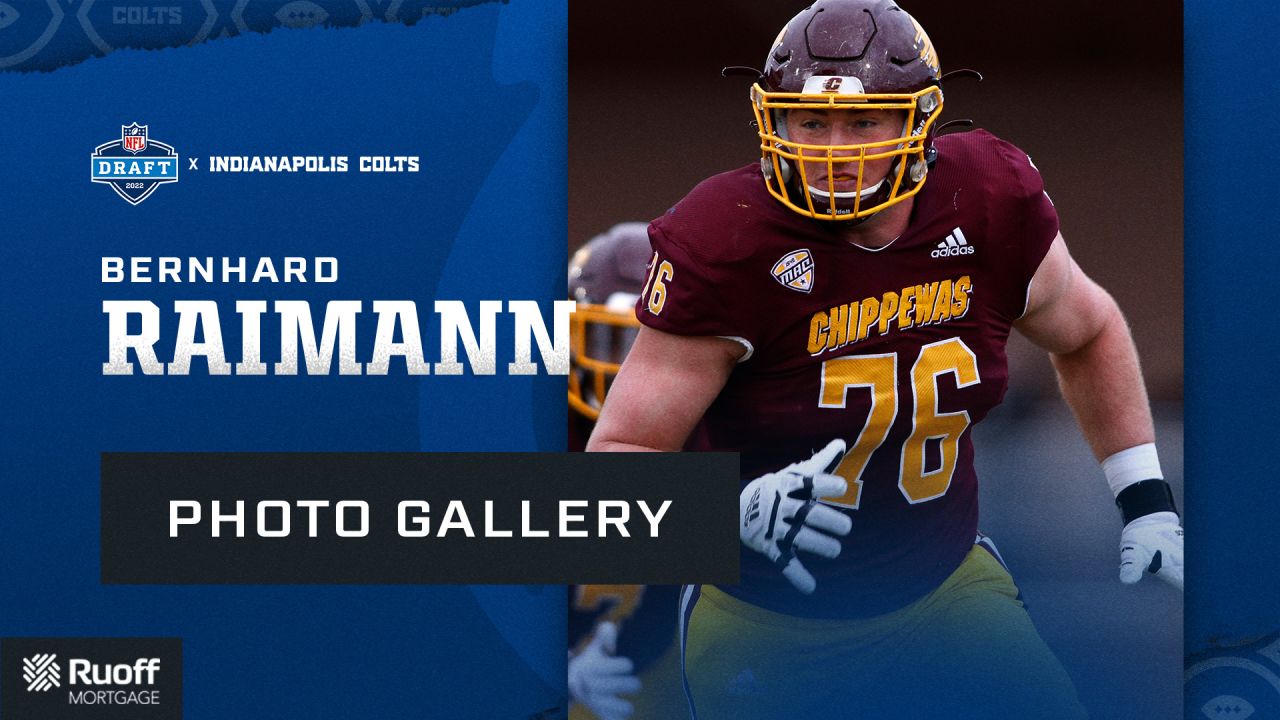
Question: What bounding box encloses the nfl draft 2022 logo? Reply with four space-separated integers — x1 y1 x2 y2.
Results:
90 123 179 205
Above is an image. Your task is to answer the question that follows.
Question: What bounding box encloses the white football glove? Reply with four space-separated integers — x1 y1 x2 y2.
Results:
740 438 853 595
568 621 641 720
1119 511 1183 590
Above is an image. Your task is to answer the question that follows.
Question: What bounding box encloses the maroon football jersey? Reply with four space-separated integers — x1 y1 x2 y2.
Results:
636 130 1058 618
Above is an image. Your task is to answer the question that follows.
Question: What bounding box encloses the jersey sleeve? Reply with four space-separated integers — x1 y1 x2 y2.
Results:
634 213 760 350
985 139 1061 320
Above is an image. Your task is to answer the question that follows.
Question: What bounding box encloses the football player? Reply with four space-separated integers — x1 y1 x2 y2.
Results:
568 222 652 452
568 616 640 720
568 227 686 720
568 585 685 720
586 1 1183 717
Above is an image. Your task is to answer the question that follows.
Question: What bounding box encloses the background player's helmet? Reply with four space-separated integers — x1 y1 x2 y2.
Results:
752 0 945 221
568 222 650 421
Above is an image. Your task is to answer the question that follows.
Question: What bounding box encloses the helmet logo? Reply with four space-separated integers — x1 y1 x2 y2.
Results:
802 75 865 95
769 27 787 55
911 18 940 74
771 250 815 293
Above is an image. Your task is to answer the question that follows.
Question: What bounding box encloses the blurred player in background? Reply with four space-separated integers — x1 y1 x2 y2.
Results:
568 222 652 452
567 225 685 720
587 1 1182 717
567 585 684 720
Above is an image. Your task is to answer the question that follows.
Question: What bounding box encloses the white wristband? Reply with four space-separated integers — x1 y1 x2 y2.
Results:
1102 443 1163 498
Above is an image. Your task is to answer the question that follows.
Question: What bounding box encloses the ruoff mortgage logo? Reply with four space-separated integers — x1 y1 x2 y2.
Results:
90 123 180 205
2 637 181 719
22 653 60 691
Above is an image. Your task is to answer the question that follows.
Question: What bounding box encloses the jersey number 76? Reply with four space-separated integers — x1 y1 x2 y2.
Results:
818 337 979 508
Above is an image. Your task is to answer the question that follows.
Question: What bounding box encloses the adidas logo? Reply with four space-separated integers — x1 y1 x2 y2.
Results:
931 227 975 258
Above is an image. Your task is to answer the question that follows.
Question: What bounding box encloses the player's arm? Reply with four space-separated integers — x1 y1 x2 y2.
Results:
586 326 744 452
1015 233 1154 459
1015 233 1182 590
587 325 852 594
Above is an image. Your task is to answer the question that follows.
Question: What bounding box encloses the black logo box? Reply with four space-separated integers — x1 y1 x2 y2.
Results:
101 453 741 585
1 637 181 720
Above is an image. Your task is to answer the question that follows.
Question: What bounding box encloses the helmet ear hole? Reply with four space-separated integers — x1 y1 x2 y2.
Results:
760 157 793 184
769 109 792 183
918 91 939 114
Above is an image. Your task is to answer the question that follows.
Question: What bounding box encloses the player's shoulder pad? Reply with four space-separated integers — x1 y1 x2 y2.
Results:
935 129 1049 204
650 165 772 268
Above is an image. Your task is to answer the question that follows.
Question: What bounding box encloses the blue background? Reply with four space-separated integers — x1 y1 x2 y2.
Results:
1184 0 1280 647
1184 0 1280 645
0 3 568 718
1183 0 1280 715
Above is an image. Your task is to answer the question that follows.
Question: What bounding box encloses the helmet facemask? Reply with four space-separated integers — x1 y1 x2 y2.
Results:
751 82 943 222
